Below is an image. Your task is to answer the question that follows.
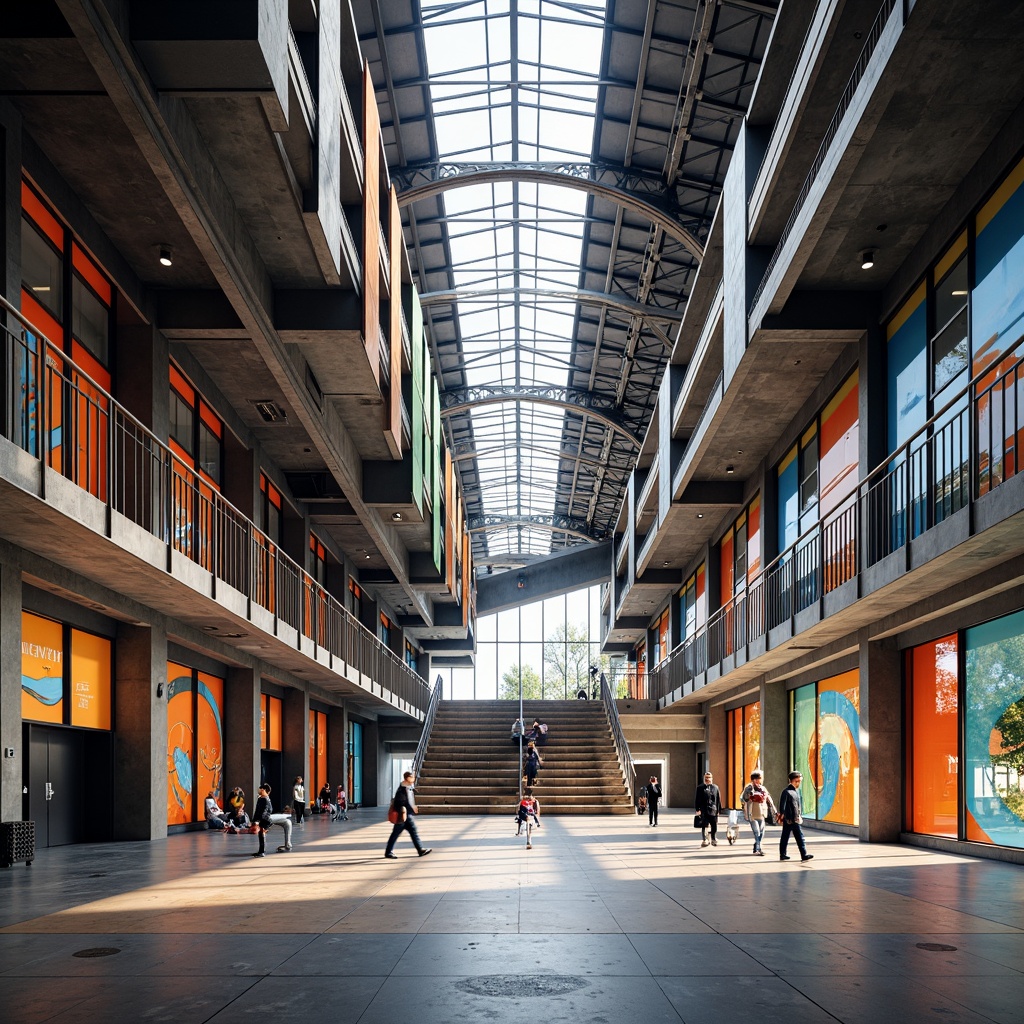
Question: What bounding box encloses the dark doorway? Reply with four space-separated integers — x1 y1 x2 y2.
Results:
260 750 283 809
24 725 113 849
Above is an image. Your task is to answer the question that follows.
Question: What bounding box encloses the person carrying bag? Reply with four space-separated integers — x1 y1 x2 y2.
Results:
740 769 777 857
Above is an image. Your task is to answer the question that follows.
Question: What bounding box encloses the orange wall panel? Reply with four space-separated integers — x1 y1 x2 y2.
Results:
21 612 64 724
70 629 111 730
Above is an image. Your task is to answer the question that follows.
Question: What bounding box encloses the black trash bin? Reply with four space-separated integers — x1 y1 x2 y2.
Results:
0 820 35 867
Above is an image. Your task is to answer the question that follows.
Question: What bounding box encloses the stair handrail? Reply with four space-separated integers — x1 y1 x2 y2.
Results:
412 675 443 780
600 672 636 802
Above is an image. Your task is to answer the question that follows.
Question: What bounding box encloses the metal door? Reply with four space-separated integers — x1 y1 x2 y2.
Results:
25 727 84 849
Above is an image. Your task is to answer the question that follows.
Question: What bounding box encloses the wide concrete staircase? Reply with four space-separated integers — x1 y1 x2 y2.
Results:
416 700 634 815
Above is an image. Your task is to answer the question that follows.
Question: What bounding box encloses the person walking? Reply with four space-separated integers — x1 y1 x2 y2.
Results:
292 776 306 826
384 771 432 859
252 783 273 858
778 770 813 862
740 770 777 856
523 741 543 788
695 770 722 847
645 775 662 826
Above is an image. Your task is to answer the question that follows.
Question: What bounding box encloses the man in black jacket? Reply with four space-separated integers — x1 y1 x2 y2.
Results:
645 776 662 827
694 771 722 847
778 771 813 862
384 771 432 859
252 784 273 858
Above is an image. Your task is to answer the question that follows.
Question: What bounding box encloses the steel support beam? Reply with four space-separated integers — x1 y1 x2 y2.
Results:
395 162 704 260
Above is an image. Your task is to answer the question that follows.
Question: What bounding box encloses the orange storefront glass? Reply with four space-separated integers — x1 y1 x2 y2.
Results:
726 701 761 807
21 612 64 724
166 661 195 825
196 671 225 806
261 694 282 751
70 628 111 729
906 635 959 837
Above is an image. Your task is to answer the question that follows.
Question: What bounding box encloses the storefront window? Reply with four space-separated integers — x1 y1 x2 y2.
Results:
906 634 958 838
167 663 224 826
965 609 1024 848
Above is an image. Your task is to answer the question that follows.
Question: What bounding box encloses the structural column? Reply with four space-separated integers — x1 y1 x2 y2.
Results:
114 622 167 840
283 686 309 797
225 665 260 802
859 632 902 842
760 676 790 800
0 559 24 822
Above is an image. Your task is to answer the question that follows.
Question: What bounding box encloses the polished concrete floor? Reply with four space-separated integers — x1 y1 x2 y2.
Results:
2 807 1023 1023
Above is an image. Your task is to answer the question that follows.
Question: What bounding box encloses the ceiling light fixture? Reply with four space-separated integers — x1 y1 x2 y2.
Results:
391 512 403 522
725 465 735 474
860 250 875 270
158 245 173 267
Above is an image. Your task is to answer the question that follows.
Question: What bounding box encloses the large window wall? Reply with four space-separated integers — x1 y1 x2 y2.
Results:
906 609 1024 850
726 700 761 809
434 585 604 699
789 669 860 826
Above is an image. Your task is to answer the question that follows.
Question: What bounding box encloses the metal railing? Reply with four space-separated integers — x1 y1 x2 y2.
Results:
600 672 635 801
749 0 901 316
1 295 432 717
649 335 1024 704
412 675 443 779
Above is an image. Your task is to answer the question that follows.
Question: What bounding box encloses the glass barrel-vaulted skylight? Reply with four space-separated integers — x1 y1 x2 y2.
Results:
420 0 607 557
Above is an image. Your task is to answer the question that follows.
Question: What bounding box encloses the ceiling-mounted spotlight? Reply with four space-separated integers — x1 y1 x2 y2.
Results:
158 245 173 267
392 511 403 522
860 250 875 270
725 465 735 474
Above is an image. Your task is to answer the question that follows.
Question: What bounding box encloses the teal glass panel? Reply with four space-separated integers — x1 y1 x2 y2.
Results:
974 177 1024 367
888 301 927 455
350 721 363 805
965 608 1024 849
791 683 817 820
777 454 798 554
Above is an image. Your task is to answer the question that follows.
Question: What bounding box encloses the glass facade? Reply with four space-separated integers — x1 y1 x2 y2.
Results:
965 610 1024 849
726 701 760 809
789 670 860 825
906 634 958 838
433 585 604 699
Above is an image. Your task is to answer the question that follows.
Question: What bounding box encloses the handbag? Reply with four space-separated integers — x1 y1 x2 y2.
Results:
387 799 399 825
693 813 703 829
763 807 776 825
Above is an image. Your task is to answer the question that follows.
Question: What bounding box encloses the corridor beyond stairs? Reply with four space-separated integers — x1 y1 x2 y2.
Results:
415 700 635 814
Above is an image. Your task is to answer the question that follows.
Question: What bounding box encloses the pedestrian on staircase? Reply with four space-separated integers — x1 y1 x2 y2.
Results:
523 742 543 787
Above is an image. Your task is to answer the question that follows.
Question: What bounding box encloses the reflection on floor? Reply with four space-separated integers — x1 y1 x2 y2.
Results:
2 808 1023 1023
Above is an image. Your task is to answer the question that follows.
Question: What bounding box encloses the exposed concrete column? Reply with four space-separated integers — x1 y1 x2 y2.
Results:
283 687 309 793
704 699 727 779
761 677 790 800
114 622 167 841
362 718 380 807
329 703 347 795
224 665 260 800
859 632 902 842
0 559 24 821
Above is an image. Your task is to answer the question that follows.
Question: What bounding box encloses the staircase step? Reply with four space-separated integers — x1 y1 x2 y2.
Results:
416 700 634 816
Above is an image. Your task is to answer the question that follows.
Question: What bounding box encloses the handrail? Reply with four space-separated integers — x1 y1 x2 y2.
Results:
650 328 1024 704
412 675 443 779
0 294 431 718
749 0 900 316
600 672 635 801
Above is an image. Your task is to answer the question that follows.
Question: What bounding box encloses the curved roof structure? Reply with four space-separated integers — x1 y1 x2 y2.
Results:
355 0 776 561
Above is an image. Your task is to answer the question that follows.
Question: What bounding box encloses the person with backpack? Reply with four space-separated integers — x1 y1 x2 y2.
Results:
523 742 543 787
694 770 722 847
740 769 777 856
645 775 663 827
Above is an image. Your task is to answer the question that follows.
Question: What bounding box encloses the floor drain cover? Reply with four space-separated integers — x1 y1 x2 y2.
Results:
457 975 588 998
72 948 121 958
916 943 958 952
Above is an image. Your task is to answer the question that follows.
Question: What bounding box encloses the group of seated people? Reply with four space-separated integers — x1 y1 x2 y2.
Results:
204 787 251 832
510 718 548 745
